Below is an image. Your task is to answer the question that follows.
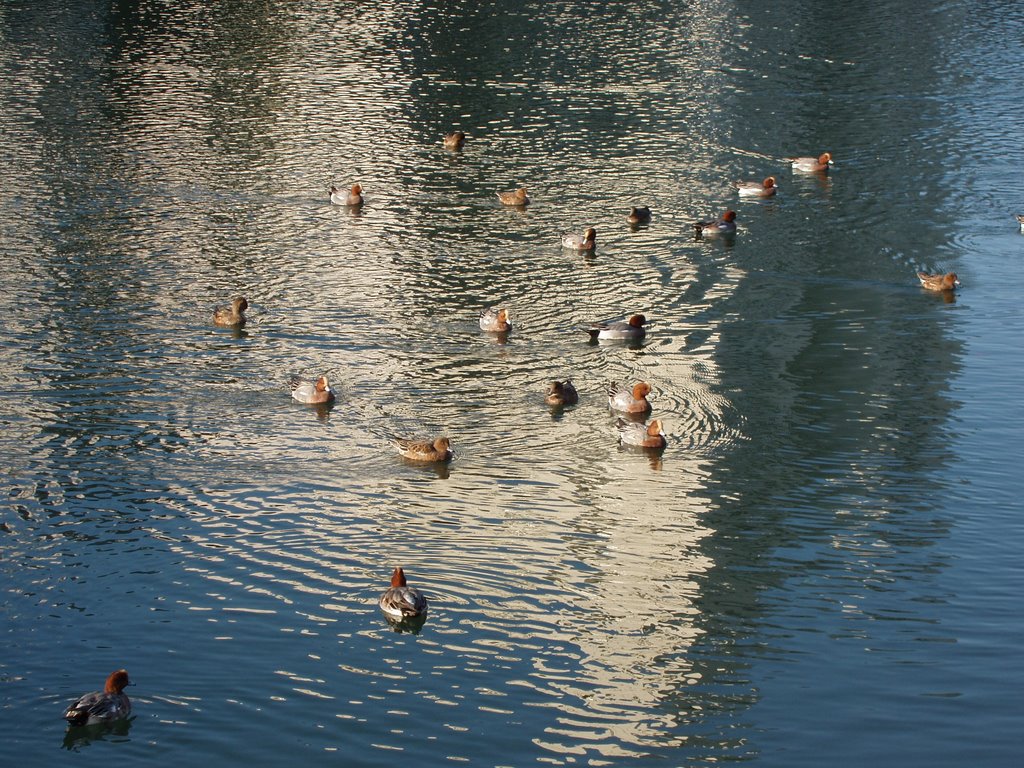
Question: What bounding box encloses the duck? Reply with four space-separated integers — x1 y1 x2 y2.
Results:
545 380 579 407
330 183 363 206
394 436 452 462
1015 214 1024 230
789 152 833 173
479 307 512 333
585 313 648 342
917 271 960 292
443 131 466 149
608 381 652 414
63 670 132 726
561 227 596 251
627 206 652 225
213 296 248 327
290 375 335 405
496 187 529 206
617 418 667 450
693 210 737 236
735 176 778 198
379 567 428 620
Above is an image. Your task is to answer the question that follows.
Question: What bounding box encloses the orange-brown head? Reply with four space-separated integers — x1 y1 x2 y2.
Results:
627 314 647 328
722 210 737 222
104 670 131 694
351 183 363 195
763 177 776 189
390 567 408 587
433 437 451 454
315 376 330 392
647 419 664 437
631 381 652 400
818 152 832 165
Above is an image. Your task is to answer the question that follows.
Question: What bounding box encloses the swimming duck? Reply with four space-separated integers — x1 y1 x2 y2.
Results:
561 227 596 251
617 418 667 450
1015 214 1024 230
479 307 512 333
546 380 579 407
379 567 428 620
496 187 529 206
394 437 452 462
290 375 336 405
63 670 132 726
608 381 652 414
330 183 363 206
213 296 248 327
627 206 652 225
917 271 960 292
585 314 648 342
789 152 833 173
693 210 737 236
443 131 466 149
735 176 778 197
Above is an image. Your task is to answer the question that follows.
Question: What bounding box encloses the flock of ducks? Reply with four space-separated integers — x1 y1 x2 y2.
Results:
72 139 976 731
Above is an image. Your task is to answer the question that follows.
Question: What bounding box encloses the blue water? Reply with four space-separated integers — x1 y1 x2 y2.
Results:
2 0 1023 765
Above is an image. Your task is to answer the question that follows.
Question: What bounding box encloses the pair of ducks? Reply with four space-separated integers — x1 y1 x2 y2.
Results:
66 570 427 721
288 375 452 461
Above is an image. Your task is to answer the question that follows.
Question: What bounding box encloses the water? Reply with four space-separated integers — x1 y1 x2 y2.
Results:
2 0 1023 764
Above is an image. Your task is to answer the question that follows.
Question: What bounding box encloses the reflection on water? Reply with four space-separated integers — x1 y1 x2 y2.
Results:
2 0 1021 765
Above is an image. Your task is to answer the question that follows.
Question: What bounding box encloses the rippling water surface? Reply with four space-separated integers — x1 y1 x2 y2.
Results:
2 1 1023 765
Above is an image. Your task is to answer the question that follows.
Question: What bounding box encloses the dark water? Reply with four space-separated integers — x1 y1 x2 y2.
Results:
2 0 1023 764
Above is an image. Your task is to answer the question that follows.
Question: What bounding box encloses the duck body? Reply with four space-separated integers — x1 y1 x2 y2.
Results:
496 187 529 206
379 567 428 620
443 131 466 149
561 227 596 251
480 307 512 333
213 296 248 327
64 670 131 727
394 437 452 462
608 381 652 414
917 271 960 292
627 206 652 225
586 314 647 342
331 183 363 206
617 418 667 450
693 210 737 236
735 176 777 197
789 152 833 173
290 375 335 405
546 380 579 407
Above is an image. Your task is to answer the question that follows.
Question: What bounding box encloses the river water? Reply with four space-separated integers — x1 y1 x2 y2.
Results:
2 1 1023 765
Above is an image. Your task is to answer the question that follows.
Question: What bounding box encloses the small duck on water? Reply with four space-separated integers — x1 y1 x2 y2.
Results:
617 418 667 450
585 314 648 342
331 183 364 207
496 187 529 206
735 176 778 197
480 307 512 333
693 210 737 237
379 567 428 621
290 375 335 405
213 296 248 327
443 131 466 149
393 436 452 462
63 670 132 726
789 152 833 173
561 227 596 251
627 206 652 225
608 381 653 414
916 271 960 292
545 380 579 407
